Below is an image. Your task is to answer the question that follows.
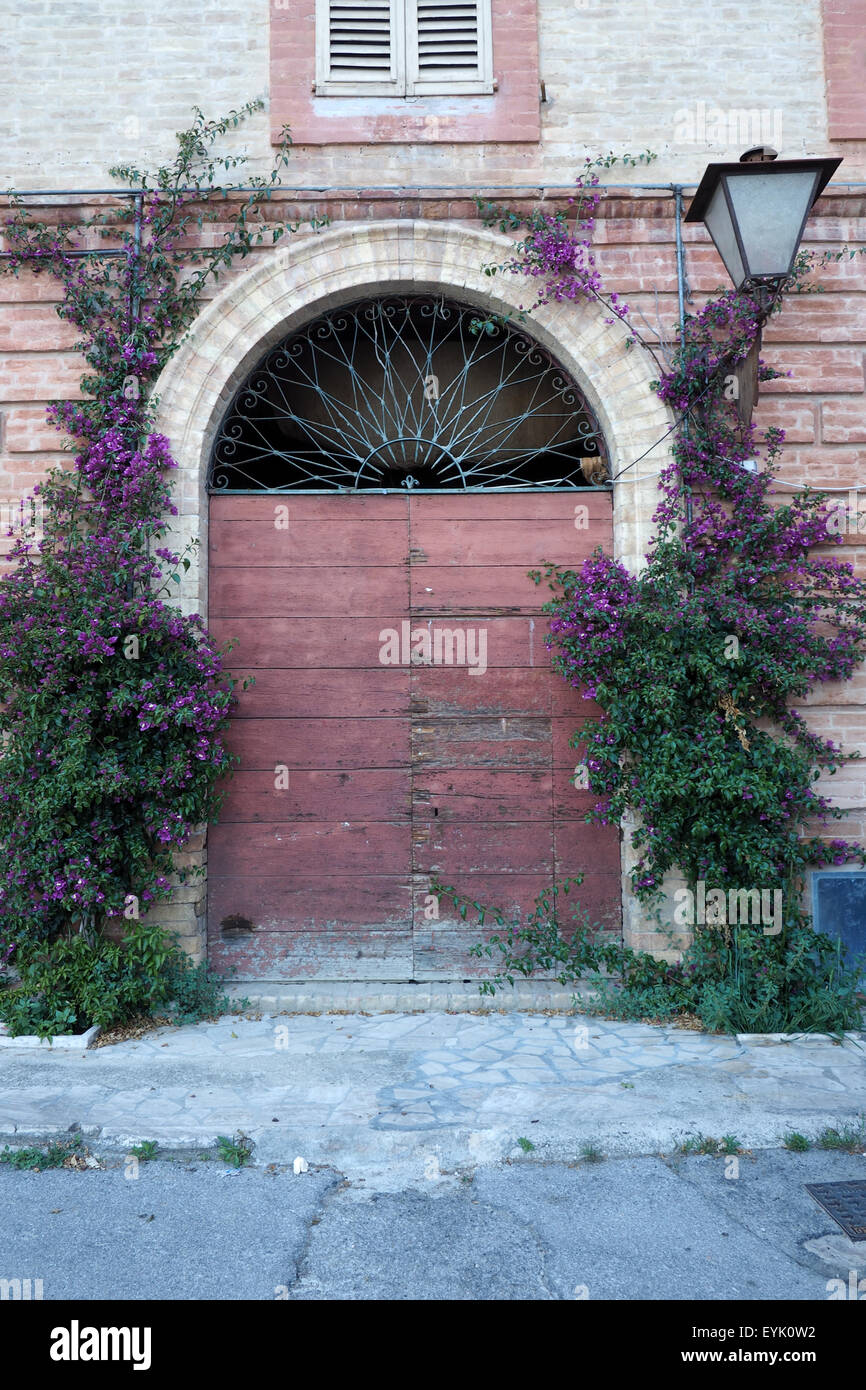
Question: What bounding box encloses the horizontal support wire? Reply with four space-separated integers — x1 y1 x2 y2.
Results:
2 183 692 197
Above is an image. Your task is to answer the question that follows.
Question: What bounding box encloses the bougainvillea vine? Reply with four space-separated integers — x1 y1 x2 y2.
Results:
0 104 322 943
479 169 866 938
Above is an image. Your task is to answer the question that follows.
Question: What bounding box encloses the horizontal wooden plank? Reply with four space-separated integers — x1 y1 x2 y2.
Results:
210 494 408 522
418 873 620 933
208 930 414 981
410 666 553 717
225 672 599 724
210 494 611 525
215 769 410 822
414 821 554 874
407 493 612 521
411 716 551 769
210 616 562 669
409 516 612 566
412 714 598 769
210 565 409 618
221 665 599 721
417 874 554 921
413 768 551 821
410 565 566 614
412 930 551 981
413 926 618 980
224 717 409 769
209 874 412 931
209 821 411 875
210 516 409 567
213 575 597 622
227 668 410 718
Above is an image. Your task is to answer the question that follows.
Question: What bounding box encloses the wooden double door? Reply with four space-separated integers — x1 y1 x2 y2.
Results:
207 491 620 980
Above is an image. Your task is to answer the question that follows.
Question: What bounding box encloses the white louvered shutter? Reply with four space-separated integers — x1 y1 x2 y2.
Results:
315 0 494 97
315 0 405 95
406 1 494 94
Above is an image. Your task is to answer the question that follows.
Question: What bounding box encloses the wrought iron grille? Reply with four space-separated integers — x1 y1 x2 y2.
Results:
208 295 608 491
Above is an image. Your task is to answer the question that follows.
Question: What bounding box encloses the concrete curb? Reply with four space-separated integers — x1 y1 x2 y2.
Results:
735 1030 865 1045
0 1023 101 1050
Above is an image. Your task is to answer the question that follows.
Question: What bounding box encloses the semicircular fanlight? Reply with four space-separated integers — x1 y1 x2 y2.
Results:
209 295 608 491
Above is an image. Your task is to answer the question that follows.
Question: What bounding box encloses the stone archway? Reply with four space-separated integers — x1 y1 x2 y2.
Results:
153 220 675 966
155 220 672 619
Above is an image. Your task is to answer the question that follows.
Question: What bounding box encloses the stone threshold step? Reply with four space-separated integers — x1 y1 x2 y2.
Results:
225 980 594 1014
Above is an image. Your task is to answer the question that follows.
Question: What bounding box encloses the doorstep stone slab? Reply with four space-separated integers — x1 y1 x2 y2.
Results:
0 1023 101 1050
226 981 586 1014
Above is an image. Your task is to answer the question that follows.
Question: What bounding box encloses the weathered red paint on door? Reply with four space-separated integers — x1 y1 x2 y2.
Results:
207 492 619 979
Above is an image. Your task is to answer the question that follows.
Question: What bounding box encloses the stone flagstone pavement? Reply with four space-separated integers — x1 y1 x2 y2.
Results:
0 1011 864 1189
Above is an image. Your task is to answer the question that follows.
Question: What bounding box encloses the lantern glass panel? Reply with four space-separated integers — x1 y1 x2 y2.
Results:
726 169 819 278
704 182 745 287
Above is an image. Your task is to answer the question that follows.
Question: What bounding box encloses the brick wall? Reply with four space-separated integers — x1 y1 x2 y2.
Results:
3 0 864 961
3 0 864 188
1 190 863 957
823 0 866 140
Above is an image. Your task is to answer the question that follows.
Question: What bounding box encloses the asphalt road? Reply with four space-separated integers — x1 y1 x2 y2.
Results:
2 1148 865 1301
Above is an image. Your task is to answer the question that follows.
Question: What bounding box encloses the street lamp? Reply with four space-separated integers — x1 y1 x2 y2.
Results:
684 148 842 425
685 147 842 292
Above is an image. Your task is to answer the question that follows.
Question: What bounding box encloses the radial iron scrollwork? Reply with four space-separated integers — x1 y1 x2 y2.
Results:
208 295 608 491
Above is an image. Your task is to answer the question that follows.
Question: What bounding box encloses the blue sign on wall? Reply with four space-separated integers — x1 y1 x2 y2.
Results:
811 872 866 976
